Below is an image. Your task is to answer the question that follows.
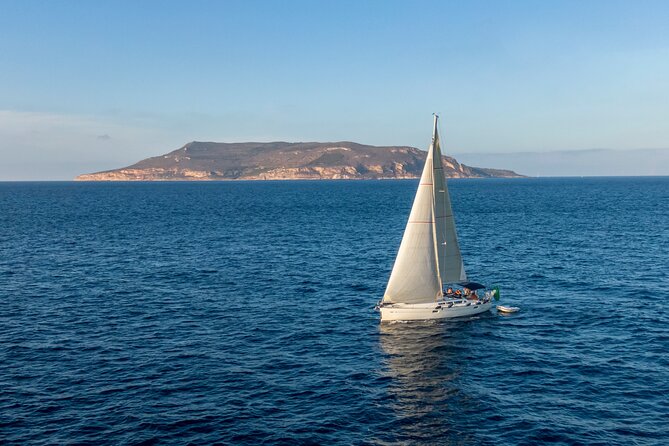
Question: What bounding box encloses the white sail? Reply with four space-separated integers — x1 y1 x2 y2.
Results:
432 120 467 283
384 126 441 304
383 115 465 304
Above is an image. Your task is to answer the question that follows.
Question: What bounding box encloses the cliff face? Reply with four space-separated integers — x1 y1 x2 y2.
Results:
76 141 523 181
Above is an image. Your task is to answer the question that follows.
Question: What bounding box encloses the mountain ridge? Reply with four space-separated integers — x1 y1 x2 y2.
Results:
452 147 669 177
76 141 524 181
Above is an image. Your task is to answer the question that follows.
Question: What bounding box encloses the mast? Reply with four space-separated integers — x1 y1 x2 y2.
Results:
431 114 443 296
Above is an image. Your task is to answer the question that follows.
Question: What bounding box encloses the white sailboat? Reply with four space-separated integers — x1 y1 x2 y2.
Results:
378 115 494 321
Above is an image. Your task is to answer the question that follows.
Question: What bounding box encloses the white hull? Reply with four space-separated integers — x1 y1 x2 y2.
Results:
379 299 493 322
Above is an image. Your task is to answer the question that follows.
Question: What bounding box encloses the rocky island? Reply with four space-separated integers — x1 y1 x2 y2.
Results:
76 141 523 181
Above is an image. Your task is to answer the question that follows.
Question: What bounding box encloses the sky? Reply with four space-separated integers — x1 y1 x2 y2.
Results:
1 0 668 179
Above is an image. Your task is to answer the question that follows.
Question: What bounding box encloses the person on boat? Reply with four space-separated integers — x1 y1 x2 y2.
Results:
468 290 479 301
454 289 462 297
446 287 453 296
463 287 470 297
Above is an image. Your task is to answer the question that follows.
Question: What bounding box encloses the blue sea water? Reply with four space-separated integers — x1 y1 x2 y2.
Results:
1 177 668 445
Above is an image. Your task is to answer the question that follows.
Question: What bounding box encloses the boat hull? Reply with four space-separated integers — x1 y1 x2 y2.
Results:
380 299 493 322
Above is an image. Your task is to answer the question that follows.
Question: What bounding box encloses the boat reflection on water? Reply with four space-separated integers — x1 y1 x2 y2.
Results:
378 321 481 445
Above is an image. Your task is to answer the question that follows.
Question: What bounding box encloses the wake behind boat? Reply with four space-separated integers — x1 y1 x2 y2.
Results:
378 115 498 321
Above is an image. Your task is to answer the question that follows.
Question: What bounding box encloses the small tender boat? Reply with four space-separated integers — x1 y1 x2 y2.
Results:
378 115 498 322
496 305 519 313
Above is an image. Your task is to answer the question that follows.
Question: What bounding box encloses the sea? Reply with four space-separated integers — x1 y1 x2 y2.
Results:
1 177 668 445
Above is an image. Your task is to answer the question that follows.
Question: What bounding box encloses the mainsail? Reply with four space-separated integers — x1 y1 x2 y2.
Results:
383 115 466 304
431 118 467 284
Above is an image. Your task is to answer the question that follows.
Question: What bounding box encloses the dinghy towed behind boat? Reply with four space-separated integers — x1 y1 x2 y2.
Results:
377 115 498 322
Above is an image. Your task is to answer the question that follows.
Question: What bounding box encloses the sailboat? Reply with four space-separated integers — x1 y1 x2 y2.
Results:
378 115 495 321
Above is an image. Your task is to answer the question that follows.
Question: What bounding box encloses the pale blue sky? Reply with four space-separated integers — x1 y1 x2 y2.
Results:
1 0 668 179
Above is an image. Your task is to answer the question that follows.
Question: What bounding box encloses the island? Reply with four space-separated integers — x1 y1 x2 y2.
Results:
75 141 523 181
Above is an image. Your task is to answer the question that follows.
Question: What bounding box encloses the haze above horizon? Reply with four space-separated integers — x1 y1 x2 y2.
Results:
1 0 668 180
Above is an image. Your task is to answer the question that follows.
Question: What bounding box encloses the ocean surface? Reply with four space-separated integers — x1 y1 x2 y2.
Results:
1 177 668 445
